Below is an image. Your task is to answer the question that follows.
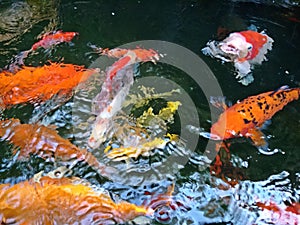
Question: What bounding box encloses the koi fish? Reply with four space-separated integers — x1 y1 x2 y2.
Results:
210 86 300 148
31 30 78 51
0 118 115 179
202 30 273 85
88 48 160 149
7 31 78 71
0 176 152 224
0 62 98 110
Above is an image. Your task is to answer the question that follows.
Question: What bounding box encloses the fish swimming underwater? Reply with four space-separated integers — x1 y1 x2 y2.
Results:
8 31 78 71
210 86 300 148
31 30 78 51
202 30 274 85
88 48 160 149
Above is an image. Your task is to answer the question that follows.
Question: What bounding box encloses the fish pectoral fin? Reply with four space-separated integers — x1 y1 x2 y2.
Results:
246 128 267 147
210 96 230 111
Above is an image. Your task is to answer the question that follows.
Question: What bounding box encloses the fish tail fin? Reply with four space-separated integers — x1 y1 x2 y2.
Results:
6 50 31 72
144 183 175 211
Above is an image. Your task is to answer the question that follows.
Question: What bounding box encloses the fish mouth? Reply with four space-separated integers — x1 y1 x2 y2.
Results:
219 43 240 57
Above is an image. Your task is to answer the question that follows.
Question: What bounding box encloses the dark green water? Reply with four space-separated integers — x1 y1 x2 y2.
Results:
0 0 299 224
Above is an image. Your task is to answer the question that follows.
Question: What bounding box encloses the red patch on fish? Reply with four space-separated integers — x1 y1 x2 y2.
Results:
237 30 268 61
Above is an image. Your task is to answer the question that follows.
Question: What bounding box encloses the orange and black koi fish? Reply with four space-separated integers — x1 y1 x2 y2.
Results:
210 85 300 147
0 118 114 179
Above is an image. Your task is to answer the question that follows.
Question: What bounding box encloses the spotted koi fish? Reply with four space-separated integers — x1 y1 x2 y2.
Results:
210 86 300 147
202 30 273 85
0 118 115 179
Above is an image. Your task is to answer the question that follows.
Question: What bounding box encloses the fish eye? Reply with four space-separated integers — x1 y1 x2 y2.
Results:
247 44 253 50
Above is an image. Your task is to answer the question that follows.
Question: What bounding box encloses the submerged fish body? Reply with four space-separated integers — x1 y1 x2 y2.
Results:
7 31 78 71
202 30 273 85
210 86 300 145
0 118 114 179
31 30 78 51
0 176 151 224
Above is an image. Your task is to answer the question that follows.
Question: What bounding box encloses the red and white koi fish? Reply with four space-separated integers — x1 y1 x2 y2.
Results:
31 30 78 51
8 31 78 71
202 30 273 85
256 201 299 224
88 48 160 149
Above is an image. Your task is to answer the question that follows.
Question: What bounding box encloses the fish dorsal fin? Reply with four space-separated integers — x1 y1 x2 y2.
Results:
210 96 231 111
270 85 290 95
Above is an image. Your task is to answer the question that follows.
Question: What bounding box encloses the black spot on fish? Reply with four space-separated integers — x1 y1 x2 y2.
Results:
243 119 251 124
252 119 258 125
265 104 269 110
257 102 263 109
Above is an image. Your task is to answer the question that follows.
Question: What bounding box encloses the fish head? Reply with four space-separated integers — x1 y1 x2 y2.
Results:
88 118 113 149
132 48 160 63
220 33 252 59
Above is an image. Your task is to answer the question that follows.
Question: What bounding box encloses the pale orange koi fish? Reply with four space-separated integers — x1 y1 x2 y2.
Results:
0 176 151 224
0 175 175 224
0 118 114 179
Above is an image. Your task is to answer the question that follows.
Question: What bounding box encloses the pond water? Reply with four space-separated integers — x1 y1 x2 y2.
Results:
0 0 299 224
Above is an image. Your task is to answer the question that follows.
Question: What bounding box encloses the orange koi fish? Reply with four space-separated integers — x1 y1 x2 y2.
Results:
0 118 114 179
0 62 98 110
88 48 160 149
210 86 300 148
0 176 153 224
202 30 273 85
